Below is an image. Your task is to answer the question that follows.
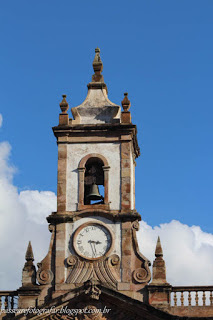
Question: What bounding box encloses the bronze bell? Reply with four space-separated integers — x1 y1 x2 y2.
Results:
86 183 103 201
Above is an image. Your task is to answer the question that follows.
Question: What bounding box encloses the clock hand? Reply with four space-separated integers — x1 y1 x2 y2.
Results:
92 242 97 257
88 240 96 257
93 243 97 256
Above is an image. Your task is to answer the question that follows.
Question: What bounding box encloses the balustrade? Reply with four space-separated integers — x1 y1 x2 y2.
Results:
171 286 213 307
0 291 18 311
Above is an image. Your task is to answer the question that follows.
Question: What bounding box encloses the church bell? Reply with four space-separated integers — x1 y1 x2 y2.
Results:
86 183 103 201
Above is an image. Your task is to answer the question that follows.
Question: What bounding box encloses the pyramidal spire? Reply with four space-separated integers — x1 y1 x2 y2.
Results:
22 241 36 287
148 237 171 307
25 241 34 262
150 236 168 285
155 236 163 258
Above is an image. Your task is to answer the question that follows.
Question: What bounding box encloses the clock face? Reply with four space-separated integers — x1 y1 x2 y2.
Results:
73 223 112 260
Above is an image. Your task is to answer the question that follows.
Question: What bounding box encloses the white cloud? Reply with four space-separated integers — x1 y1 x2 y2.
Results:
0 141 56 290
0 114 2 128
0 141 15 182
19 190 56 224
138 220 213 285
0 135 213 291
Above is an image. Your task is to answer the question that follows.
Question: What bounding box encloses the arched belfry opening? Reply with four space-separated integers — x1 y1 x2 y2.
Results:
84 158 104 205
78 153 110 210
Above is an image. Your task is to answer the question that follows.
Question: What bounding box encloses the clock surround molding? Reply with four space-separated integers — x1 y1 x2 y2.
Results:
72 221 115 261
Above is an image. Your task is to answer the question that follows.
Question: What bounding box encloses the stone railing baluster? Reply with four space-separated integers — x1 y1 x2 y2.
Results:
4 296 8 310
210 291 213 306
11 296 14 309
174 292 177 306
202 291 206 306
188 291 191 306
195 291 199 306
180 292 184 306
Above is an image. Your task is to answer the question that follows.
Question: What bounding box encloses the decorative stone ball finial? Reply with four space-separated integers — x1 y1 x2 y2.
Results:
121 92 131 112
59 94 69 113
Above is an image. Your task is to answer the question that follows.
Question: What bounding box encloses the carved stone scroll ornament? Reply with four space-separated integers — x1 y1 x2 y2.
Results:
132 268 148 283
37 263 53 285
131 220 152 284
36 223 55 285
67 255 78 267
108 254 120 266
48 224 54 233
132 220 139 231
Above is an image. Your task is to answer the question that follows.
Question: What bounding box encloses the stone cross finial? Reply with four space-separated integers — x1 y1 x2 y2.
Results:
121 92 131 111
155 236 163 258
59 94 69 114
25 241 34 262
92 47 104 82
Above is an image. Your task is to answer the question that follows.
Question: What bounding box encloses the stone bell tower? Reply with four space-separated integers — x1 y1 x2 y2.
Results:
1 48 209 320
18 48 151 308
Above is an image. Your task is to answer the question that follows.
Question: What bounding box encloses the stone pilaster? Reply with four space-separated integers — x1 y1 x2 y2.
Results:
121 141 132 211
55 223 66 289
57 144 67 212
121 221 132 284
78 167 85 206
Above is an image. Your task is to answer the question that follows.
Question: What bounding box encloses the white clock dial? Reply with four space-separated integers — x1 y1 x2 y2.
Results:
73 223 112 260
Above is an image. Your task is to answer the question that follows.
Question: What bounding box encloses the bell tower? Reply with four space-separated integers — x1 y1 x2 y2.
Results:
34 48 151 305
12 48 213 319
55 48 138 214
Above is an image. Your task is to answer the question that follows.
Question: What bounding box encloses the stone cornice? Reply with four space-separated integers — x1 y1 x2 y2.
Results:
17 285 41 296
47 210 141 224
52 123 140 158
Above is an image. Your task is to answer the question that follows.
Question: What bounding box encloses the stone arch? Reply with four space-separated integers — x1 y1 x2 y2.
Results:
78 153 109 168
78 153 110 209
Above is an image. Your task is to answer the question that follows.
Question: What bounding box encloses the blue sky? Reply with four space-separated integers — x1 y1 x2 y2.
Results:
0 0 213 232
